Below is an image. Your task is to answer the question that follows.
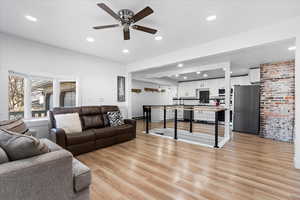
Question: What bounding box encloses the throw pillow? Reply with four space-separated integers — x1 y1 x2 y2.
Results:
0 119 31 135
0 129 49 161
107 111 124 127
54 113 82 134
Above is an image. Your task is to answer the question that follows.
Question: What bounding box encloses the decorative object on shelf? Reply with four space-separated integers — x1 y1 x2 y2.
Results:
131 88 142 93
144 87 166 93
144 87 159 92
117 76 125 102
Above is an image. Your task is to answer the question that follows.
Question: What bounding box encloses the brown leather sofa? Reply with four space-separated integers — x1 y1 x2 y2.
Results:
49 106 136 156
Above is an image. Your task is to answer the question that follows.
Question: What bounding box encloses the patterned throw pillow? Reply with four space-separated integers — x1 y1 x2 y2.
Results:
0 119 31 135
107 111 124 127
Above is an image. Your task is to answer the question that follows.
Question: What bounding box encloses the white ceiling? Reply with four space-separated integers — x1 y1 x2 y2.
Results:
0 0 299 64
132 38 296 82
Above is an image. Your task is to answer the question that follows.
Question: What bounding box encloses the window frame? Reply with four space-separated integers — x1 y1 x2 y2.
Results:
8 71 79 120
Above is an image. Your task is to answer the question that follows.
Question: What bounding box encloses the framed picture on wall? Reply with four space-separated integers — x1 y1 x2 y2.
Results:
117 76 125 102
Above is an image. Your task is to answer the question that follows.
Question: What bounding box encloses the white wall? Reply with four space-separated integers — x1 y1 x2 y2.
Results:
0 33 127 138
178 75 251 98
295 35 300 168
131 80 177 118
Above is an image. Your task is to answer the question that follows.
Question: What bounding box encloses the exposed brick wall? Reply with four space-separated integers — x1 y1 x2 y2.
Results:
260 60 295 142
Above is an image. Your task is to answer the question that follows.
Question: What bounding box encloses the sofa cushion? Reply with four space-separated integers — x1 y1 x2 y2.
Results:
40 138 62 152
93 124 133 139
81 106 102 115
0 129 49 161
0 147 9 164
0 119 30 135
55 113 82 134
107 111 124 127
72 159 91 192
66 130 95 146
82 115 104 129
93 127 119 139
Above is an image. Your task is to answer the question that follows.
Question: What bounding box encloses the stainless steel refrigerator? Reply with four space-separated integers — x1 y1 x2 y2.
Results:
233 85 260 134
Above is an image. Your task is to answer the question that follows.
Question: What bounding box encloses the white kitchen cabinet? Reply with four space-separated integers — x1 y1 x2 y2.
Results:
177 109 184 120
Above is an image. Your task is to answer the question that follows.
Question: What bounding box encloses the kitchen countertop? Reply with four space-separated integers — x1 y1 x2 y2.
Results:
143 105 227 112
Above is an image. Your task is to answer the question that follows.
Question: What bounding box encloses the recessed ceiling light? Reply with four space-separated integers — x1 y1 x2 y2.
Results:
122 49 130 54
177 63 184 68
25 15 37 22
183 76 187 80
230 71 233 74
155 36 163 41
288 46 296 51
196 71 201 74
206 15 217 21
86 37 95 42
203 73 208 78
175 74 179 77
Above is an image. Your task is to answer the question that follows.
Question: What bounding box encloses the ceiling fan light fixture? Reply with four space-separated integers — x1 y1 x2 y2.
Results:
93 4 157 40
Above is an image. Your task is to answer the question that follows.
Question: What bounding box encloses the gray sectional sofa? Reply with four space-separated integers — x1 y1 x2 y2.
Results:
0 138 91 200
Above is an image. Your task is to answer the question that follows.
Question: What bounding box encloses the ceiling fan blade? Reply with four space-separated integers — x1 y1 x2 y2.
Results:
93 24 119 29
123 28 130 40
97 3 120 20
132 6 154 23
132 25 157 34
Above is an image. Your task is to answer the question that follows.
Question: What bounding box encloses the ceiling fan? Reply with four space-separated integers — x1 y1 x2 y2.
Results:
93 3 158 40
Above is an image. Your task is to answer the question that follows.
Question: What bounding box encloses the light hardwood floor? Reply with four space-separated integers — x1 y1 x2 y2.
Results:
77 120 300 200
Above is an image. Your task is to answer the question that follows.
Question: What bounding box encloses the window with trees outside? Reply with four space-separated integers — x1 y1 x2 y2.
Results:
8 72 77 120
8 74 25 120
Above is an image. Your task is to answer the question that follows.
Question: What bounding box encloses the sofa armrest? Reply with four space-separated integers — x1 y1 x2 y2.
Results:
50 128 67 148
124 119 136 138
0 150 74 200
124 119 136 127
28 129 37 137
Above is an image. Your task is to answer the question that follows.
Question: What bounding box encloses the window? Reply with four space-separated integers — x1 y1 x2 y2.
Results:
8 72 78 120
8 74 24 120
60 82 76 107
31 79 53 118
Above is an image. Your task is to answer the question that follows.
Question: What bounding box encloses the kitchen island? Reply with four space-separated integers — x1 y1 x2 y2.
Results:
143 105 227 148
